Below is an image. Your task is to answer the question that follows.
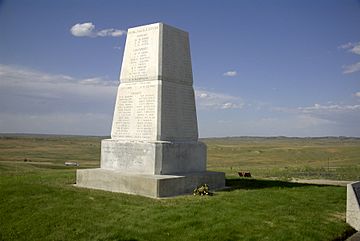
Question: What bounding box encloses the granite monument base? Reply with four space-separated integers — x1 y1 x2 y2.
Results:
75 169 225 198
100 139 207 175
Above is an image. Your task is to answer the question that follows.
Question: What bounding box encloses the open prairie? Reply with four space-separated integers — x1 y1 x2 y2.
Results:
205 136 360 181
1 135 359 180
0 135 358 241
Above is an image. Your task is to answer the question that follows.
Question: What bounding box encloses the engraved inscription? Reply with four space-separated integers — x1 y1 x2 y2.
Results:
128 34 150 79
112 23 199 141
127 25 159 35
102 144 146 168
111 82 158 140
120 24 159 82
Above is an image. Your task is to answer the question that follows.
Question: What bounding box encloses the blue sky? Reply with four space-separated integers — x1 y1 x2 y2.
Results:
1 0 360 137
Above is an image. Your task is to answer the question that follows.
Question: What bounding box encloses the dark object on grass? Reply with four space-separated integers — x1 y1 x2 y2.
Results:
193 184 212 196
244 172 251 177
238 171 252 178
64 162 79 167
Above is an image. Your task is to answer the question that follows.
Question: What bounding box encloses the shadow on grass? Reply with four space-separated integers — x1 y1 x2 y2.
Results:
331 228 357 241
224 178 324 191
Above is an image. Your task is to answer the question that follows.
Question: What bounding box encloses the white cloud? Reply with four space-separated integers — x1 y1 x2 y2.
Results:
78 77 118 86
339 42 360 74
196 96 360 137
195 89 244 110
96 28 126 37
271 102 360 135
0 112 112 136
338 42 354 49
70 22 95 37
199 93 208 98
221 102 242 109
0 64 118 135
223 71 237 77
351 44 360 55
198 114 342 138
274 103 360 115
0 64 118 87
355 92 360 97
297 103 360 113
339 41 360 55
343 62 360 74
70 22 126 38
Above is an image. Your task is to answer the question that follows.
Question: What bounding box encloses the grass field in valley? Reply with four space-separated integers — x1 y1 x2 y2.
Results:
0 135 359 241
205 136 360 181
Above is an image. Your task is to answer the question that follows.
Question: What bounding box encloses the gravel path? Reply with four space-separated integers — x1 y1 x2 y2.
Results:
290 178 353 187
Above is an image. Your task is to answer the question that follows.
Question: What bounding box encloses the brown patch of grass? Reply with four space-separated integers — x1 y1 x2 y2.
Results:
328 212 346 222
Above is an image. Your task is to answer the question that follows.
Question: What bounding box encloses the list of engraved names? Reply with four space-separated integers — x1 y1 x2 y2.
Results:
121 25 159 82
112 82 157 140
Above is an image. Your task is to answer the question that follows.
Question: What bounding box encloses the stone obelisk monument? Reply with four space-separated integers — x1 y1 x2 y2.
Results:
76 23 225 198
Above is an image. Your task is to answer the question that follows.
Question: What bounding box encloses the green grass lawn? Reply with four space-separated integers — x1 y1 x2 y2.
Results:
0 135 359 241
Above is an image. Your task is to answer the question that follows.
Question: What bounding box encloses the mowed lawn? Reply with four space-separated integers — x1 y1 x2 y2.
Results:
0 135 359 241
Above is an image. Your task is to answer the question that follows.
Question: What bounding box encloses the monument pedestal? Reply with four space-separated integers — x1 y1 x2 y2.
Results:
100 139 206 175
76 169 225 198
76 139 224 198
75 23 225 198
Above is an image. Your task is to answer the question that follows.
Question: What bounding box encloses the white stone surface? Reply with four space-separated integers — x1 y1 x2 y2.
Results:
347 181 360 231
111 23 198 141
76 22 225 197
120 23 160 82
160 81 198 141
160 24 193 85
100 139 156 174
100 139 206 175
111 81 160 140
119 23 192 85
76 169 225 198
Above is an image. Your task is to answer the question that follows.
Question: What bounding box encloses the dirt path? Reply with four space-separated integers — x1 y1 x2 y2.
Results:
290 178 353 187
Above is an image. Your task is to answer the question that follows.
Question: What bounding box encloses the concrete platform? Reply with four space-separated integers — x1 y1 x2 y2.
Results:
347 181 360 231
75 168 225 198
346 232 360 241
